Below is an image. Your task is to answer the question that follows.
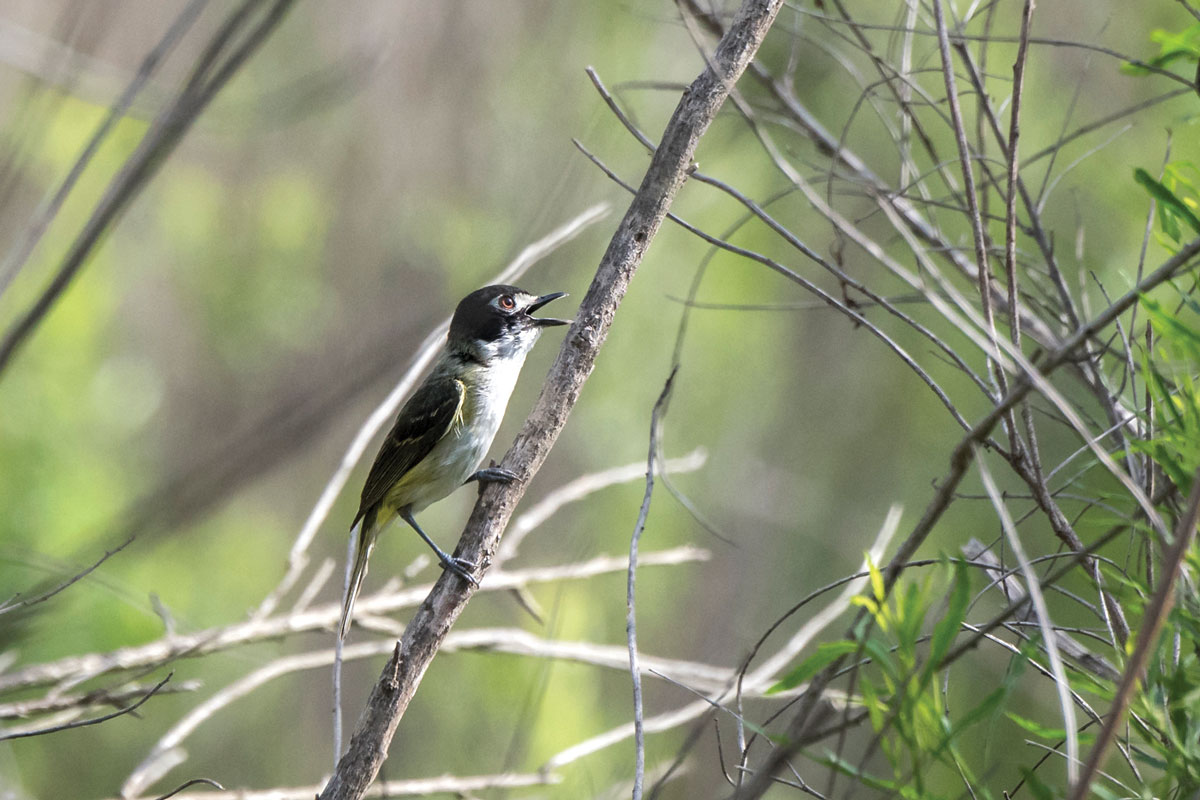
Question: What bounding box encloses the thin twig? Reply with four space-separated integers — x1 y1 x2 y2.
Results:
126 621 733 797
583 59 995 407
0 677 202 722
642 510 901 796
976 448 1078 785
0 672 171 741
574 137 978 434
1004 0 1044 497
0 534 134 616
933 0 1008 413
151 778 225 800
731 235 1200 797
628 368 677 800
496 447 706 565
961 540 1119 681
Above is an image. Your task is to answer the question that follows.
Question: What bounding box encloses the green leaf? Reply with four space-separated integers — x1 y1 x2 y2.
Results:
1020 767 1056 800
867 556 886 602
1135 168 1200 237
862 636 900 683
821 752 899 791
897 581 925 649
851 595 879 617
861 675 887 732
768 640 858 694
928 560 970 667
1123 24 1200 74
1007 712 1066 740
1144 295 1200 348
1151 24 1200 58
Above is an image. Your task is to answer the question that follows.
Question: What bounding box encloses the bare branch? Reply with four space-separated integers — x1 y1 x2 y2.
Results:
546 508 899 784
150 778 225 800
961 539 1119 681
0 672 171 742
115 772 558 800
0 677 201 722
976 448 1079 785
732 235 1200 797
0 534 134 616
0 547 706 695
497 447 707 565
627 368 677 799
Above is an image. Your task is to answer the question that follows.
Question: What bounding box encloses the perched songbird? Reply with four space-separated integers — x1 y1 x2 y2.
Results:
338 285 569 638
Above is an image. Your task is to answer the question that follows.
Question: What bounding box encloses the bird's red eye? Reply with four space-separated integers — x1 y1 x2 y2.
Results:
499 295 516 310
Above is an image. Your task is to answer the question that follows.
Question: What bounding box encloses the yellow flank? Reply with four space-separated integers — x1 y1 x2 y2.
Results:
378 378 468 515
450 378 466 431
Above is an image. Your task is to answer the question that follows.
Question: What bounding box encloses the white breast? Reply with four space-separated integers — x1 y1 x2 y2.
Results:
403 346 532 512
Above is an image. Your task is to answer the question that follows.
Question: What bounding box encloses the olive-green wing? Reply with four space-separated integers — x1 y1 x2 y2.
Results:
353 377 464 525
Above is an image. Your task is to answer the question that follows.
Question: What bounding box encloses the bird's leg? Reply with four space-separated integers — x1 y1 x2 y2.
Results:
465 464 518 485
400 507 479 586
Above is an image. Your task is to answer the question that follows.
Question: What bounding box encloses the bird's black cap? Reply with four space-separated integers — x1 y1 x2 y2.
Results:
449 285 569 345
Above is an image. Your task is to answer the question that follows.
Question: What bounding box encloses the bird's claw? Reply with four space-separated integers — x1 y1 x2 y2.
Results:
441 556 480 587
466 466 518 485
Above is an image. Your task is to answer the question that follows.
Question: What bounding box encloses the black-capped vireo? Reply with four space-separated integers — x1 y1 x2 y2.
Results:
338 284 569 638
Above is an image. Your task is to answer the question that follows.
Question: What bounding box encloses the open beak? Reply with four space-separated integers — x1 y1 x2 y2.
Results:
526 291 571 327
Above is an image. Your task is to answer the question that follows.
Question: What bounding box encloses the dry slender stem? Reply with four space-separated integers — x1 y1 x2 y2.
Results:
976 449 1078 785
628 368 677 799
932 0 1008 413
0 548 704 697
0 672 171 742
115 773 558 800
149 778 225 800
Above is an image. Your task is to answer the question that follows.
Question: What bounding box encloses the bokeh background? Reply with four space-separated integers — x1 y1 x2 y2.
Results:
0 1 1197 797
